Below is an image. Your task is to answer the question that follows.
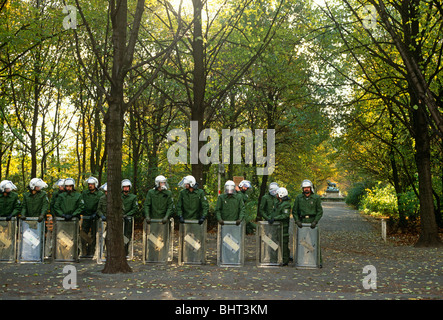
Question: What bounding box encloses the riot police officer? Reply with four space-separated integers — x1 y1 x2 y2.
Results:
81 177 103 257
271 187 291 265
293 179 323 228
21 178 49 222
54 178 84 220
216 180 245 225
0 180 21 220
176 175 208 225
143 175 173 224
259 182 279 222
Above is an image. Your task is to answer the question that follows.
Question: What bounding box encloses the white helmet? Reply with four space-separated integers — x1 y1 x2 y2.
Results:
64 178 76 188
269 182 279 196
224 180 236 194
29 178 48 190
0 180 17 193
238 180 252 189
85 176 99 188
100 183 107 191
154 175 168 190
276 187 288 199
54 179 65 189
121 179 132 190
301 179 314 193
179 175 197 188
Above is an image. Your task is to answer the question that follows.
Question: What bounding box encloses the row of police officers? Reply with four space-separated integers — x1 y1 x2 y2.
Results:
0 176 323 265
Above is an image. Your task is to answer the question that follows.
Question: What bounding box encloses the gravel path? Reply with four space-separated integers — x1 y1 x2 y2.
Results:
1 201 441 301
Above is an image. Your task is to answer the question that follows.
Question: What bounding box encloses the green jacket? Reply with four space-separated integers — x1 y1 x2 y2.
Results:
97 194 125 218
259 193 278 220
122 193 138 217
50 190 63 215
21 191 49 219
81 189 104 216
0 192 21 218
215 193 245 222
54 191 84 218
143 188 173 220
292 193 323 224
272 199 291 224
176 188 208 220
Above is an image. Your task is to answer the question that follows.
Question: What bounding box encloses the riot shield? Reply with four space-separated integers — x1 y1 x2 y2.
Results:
142 218 173 264
217 221 245 267
178 219 207 265
52 218 79 262
124 216 135 260
96 218 107 264
294 223 321 269
79 215 98 258
96 217 134 264
256 221 282 267
0 217 17 262
17 218 45 263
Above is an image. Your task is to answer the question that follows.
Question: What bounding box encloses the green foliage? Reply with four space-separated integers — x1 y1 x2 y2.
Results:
359 183 398 218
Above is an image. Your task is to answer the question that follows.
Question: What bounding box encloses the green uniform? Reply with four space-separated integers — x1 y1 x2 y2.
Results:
143 189 173 220
122 193 138 217
97 194 107 219
21 191 49 220
81 189 104 217
215 193 245 222
292 193 323 225
259 193 278 221
0 192 21 218
272 199 291 264
50 190 63 216
54 191 84 218
80 189 103 256
176 188 208 220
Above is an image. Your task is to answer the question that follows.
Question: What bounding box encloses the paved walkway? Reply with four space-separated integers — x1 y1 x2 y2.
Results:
0 202 441 301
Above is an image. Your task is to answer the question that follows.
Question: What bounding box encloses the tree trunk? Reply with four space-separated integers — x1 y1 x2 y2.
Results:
191 0 205 186
101 0 133 273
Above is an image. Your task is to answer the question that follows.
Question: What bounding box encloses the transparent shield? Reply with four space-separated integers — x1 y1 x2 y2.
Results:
0 217 17 262
96 217 133 264
143 219 172 264
124 217 134 260
18 218 45 263
217 221 245 267
178 220 207 265
96 219 107 264
256 221 282 267
294 223 321 269
53 218 79 262
79 215 97 258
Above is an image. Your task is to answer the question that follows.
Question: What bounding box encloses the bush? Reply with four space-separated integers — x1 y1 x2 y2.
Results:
345 182 372 208
359 183 398 218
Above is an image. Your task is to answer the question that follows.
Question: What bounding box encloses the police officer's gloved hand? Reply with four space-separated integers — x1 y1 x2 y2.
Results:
20 215 27 221
161 217 168 224
6 215 12 221
268 219 274 225
101 216 106 221
64 214 72 221
235 219 241 226
179 216 185 224
310 221 317 229
198 216 205 225
296 221 303 228
218 219 224 225
37 215 44 223
145 218 151 224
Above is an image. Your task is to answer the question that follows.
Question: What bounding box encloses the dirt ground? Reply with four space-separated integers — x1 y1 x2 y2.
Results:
1 202 442 302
